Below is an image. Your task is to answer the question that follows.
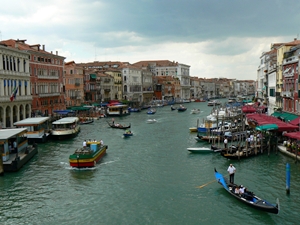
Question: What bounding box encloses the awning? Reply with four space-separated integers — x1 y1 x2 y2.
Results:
256 124 278 131
90 74 97 79
272 112 299 122
284 131 300 140
289 117 300 126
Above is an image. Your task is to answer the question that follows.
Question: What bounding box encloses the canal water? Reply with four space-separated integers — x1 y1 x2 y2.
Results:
0 100 300 225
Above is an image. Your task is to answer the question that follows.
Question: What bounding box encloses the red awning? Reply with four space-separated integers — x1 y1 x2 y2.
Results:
289 117 300 126
246 113 299 132
242 105 256 113
284 131 300 140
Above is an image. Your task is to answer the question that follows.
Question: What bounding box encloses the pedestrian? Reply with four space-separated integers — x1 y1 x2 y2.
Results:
224 137 228 149
83 140 87 148
13 140 18 153
227 164 236 184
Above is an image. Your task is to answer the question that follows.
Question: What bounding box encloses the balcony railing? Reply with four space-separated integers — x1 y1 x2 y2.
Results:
38 92 61 97
37 75 59 79
0 95 32 102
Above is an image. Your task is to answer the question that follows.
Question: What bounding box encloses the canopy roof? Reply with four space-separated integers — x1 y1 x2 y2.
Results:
246 113 298 132
271 111 299 122
256 124 278 131
284 132 300 140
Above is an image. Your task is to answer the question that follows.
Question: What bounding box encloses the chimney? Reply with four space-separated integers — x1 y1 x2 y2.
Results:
56 51 58 55
42 45 45 51
294 38 297 41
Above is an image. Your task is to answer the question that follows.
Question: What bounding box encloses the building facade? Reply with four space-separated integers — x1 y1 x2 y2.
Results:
0 43 32 128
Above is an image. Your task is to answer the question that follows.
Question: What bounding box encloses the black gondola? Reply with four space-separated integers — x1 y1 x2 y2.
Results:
107 121 131 129
214 168 279 214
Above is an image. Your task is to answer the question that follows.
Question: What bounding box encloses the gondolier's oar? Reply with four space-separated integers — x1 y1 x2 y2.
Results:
196 174 229 189
196 179 217 188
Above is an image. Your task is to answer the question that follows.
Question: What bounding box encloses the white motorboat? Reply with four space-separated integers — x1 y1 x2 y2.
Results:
146 119 157 124
187 147 214 153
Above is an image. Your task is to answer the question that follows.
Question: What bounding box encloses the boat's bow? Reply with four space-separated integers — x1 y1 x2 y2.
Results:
214 168 229 191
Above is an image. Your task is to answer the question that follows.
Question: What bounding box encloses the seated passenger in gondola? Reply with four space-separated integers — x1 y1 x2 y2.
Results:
239 185 245 195
234 186 240 195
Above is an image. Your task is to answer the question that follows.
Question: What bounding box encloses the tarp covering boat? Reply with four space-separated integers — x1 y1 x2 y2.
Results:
255 124 278 131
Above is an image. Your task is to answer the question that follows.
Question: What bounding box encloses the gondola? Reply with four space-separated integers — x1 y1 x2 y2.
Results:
107 121 131 129
220 145 266 160
214 168 279 214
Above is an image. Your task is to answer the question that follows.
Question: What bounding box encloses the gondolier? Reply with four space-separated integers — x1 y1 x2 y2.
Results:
227 164 236 184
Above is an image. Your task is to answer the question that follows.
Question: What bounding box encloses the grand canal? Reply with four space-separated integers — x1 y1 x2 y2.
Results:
1 100 300 225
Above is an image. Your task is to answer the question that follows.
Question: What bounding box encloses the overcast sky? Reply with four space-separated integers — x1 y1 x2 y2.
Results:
1 0 300 80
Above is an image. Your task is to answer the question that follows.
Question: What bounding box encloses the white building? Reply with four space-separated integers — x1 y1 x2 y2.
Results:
0 43 32 128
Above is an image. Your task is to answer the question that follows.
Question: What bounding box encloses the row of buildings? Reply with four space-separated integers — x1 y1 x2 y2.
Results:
257 38 300 116
0 38 255 128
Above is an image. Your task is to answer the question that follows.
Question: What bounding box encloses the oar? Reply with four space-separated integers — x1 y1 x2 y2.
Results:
196 174 229 189
196 179 217 188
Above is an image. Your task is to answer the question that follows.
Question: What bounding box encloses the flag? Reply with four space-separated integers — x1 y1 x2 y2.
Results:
10 86 18 102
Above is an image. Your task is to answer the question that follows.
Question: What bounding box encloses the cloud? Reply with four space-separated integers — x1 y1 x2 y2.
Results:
1 0 300 80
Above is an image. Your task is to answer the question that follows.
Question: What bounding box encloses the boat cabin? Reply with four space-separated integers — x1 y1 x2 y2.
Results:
0 128 28 162
13 117 51 143
51 117 80 139
107 104 130 116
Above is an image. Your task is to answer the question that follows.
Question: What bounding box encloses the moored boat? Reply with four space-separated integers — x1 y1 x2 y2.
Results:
51 117 80 140
187 147 214 153
0 128 38 173
13 117 51 143
69 141 108 168
214 168 279 214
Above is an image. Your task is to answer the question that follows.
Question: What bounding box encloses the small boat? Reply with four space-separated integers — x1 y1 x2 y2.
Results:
147 119 157 124
177 105 187 112
189 127 198 132
123 130 133 137
128 107 141 112
187 147 214 153
207 100 221 106
214 168 279 214
147 108 156 114
107 121 131 129
79 118 94 125
69 141 108 168
171 105 177 110
191 109 200 114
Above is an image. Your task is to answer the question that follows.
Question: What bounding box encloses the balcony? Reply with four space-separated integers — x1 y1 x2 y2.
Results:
0 95 32 102
281 91 292 97
38 92 60 97
38 75 59 79
75 82 80 86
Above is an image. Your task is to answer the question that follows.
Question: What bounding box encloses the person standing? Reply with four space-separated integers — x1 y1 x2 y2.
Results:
83 140 87 148
227 164 236 184
224 137 228 149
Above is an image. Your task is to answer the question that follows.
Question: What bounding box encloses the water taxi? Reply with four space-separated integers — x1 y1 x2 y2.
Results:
0 128 38 173
107 104 130 116
51 117 80 140
13 117 51 144
69 141 107 168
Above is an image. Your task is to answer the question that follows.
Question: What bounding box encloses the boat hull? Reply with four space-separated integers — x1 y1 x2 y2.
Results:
69 145 108 168
214 169 279 214
187 147 213 153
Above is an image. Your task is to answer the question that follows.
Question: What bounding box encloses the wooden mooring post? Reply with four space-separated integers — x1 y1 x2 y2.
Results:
0 153 4 176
